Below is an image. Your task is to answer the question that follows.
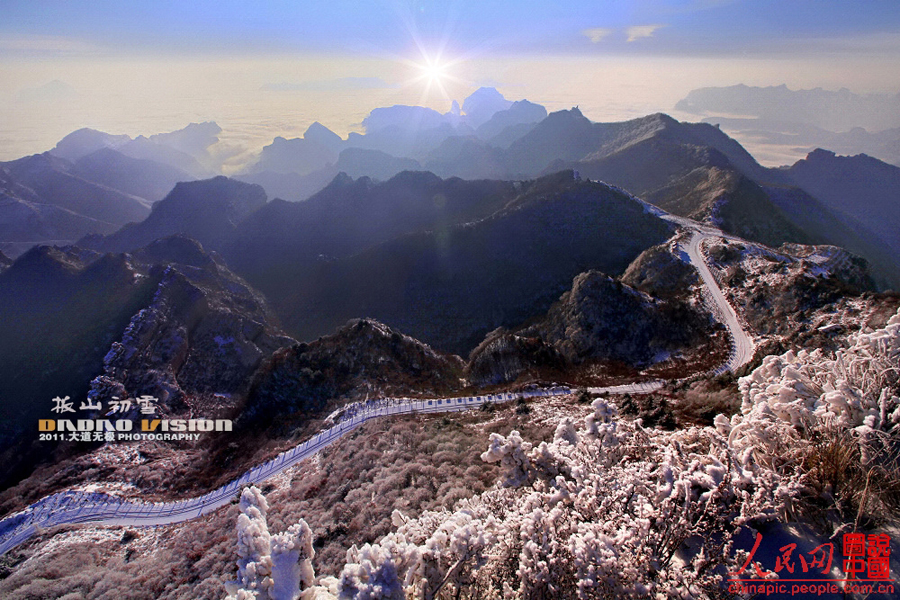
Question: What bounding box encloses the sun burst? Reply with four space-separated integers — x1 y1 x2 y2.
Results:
418 57 449 86
407 52 460 102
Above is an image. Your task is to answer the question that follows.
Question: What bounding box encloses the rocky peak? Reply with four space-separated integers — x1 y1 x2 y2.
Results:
521 270 707 366
49 127 130 162
304 122 344 154
132 234 218 270
242 318 464 432
86 240 294 415
0 245 86 284
462 87 513 127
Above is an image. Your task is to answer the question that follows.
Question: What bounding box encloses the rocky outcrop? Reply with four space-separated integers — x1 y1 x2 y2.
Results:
466 329 565 387
86 236 294 414
0 236 293 487
521 271 709 366
621 242 699 299
242 319 465 432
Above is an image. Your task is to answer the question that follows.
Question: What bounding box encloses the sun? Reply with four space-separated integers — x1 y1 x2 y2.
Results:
401 49 466 104
418 57 449 87
410 53 457 100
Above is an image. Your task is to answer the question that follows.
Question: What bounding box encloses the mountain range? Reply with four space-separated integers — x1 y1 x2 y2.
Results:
9 85 897 291
675 84 900 167
1 83 899 600
1 88 899 487
0 235 294 489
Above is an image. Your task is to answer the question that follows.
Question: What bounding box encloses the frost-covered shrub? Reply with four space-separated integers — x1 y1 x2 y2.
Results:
726 309 900 519
480 430 534 487
329 406 779 598
337 539 410 600
728 309 900 458
226 486 318 600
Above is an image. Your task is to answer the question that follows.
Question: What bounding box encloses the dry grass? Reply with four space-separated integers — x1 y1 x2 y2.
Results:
801 425 900 529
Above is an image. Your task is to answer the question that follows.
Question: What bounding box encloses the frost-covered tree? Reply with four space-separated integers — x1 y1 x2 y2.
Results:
329 408 765 598
225 486 320 600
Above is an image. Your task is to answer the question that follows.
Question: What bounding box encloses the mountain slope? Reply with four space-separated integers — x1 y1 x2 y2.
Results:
522 113 811 248
784 149 900 265
88 176 267 253
223 171 519 292
273 172 672 353
72 148 194 203
0 236 293 489
0 166 122 251
1 153 151 228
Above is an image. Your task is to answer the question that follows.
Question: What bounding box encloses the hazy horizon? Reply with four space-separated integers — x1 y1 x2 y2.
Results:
2 1 900 169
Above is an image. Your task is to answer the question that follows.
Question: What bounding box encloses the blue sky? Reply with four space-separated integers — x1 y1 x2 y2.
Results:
2 0 899 58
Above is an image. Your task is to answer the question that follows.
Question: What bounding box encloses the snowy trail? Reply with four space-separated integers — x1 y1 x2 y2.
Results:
684 231 756 374
0 202 758 556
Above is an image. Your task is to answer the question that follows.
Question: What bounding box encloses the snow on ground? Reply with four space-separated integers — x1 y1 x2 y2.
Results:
235 307 898 599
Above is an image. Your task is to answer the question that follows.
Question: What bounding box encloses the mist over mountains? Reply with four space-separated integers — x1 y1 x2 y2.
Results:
1 83 900 486
2 83 899 294
676 84 900 167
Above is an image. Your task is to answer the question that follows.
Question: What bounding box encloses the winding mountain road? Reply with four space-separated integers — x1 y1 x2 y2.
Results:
0 211 755 556
685 230 756 374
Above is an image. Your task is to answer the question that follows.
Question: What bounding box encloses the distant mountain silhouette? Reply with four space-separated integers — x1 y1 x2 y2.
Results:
49 128 132 162
676 84 900 132
503 107 599 176
476 99 547 145
86 176 267 253
147 121 221 164
347 121 465 162
303 121 344 155
462 87 514 128
333 148 421 180
50 125 216 179
363 105 449 134
238 149 420 201
72 147 194 202
695 117 900 168
236 88 545 189
247 135 337 176
236 168 339 202
423 136 506 179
